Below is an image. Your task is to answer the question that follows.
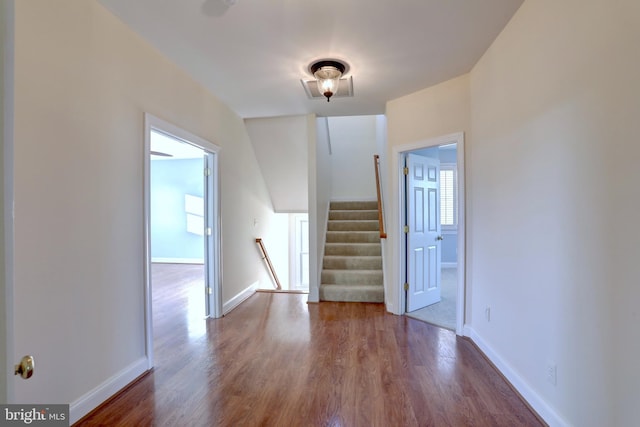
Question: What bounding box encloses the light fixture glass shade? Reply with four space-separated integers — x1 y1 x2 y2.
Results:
313 65 342 102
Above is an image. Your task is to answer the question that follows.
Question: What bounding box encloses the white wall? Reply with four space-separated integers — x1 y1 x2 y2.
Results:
308 116 331 302
11 0 275 421
385 74 470 315
468 0 639 425
328 115 378 201
375 115 388 200
245 115 309 212
387 2 640 424
387 74 470 147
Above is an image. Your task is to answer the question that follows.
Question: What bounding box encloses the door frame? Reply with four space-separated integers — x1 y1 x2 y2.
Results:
389 132 466 335
1 0 15 403
143 113 222 369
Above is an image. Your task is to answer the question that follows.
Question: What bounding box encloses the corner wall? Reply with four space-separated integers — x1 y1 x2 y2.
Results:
12 0 275 420
308 116 330 302
468 0 639 424
328 115 379 201
385 0 640 424
245 115 309 213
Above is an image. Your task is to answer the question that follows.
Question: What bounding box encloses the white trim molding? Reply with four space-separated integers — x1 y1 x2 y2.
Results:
69 357 148 425
223 282 257 315
465 327 569 427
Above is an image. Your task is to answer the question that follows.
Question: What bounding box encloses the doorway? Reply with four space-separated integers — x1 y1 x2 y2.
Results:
392 132 465 335
143 114 221 369
404 145 458 330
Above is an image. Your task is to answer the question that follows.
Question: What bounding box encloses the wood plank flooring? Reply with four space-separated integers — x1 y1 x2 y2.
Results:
75 264 544 427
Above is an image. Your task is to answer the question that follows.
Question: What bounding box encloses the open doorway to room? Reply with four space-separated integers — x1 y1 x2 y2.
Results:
395 133 465 334
143 114 221 369
150 130 207 337
404 143 459 330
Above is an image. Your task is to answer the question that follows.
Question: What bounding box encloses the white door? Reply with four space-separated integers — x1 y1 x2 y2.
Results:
406 153 442 312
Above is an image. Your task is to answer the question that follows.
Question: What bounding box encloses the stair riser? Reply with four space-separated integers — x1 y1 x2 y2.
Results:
326 231 380 243
325 244 381 256
323 257 382 270
328 221 379 231
329 210 379 221
319 284 384 303
321 270 383 285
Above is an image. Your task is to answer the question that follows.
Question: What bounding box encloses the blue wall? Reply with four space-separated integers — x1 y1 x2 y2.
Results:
441 231 457 264
438 147 457 164
151 158 204 261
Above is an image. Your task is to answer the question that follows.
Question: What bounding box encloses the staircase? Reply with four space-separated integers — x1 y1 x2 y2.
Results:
320 201 384 303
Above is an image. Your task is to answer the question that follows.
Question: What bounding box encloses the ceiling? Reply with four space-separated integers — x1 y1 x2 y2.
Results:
98 0 524 119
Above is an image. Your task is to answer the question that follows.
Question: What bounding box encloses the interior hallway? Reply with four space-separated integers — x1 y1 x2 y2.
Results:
75 264 543 426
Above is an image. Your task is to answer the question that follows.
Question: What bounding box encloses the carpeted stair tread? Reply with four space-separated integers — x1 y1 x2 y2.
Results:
326 231 380 243
328 220 380 231
324 243 381 256
320 200 385 303
322 255 382 270
330 201 378 211
321 269 383 285
319 283 384 303
329 210 379 221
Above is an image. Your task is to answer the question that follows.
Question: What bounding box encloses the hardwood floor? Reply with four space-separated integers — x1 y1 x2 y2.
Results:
75 264 544 427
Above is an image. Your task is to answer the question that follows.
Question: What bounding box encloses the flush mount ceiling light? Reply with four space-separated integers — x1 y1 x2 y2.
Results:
302 59 353 102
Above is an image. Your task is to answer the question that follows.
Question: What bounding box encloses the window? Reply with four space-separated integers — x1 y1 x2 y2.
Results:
184 194 204 235
440 165 457 229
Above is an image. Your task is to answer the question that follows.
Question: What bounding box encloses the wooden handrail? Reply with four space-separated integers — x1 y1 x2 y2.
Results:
373 155 387 239
255 238 282 290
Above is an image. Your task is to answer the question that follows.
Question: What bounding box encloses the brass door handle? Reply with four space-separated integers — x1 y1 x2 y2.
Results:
436 235 444 241
14 355 34 379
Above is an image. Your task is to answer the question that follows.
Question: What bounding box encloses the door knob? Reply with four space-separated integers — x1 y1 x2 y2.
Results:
14 355 34 379
436 235 444 241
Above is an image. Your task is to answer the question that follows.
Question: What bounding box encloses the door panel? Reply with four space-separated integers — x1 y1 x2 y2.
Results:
406 153 442 312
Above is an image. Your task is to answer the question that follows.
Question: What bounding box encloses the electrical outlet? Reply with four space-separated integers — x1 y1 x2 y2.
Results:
546 363 557 386
485 306 491 322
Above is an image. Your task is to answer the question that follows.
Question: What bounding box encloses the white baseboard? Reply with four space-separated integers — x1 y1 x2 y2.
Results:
465 327 568 427
442 262 457 268
462 324 473 337
69 356 148 425
223 282 257 315
152 258 204 264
